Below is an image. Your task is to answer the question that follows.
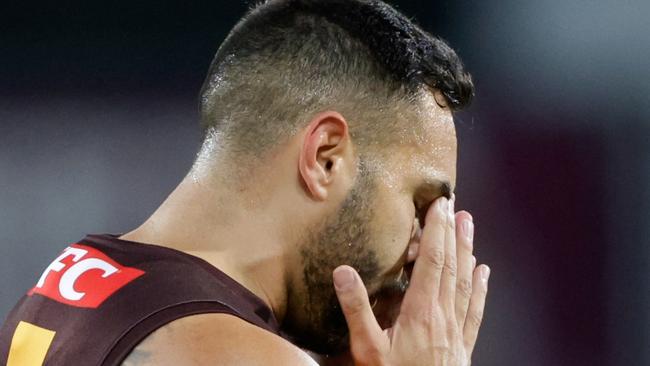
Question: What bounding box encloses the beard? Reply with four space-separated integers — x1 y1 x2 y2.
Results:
282 164 409 355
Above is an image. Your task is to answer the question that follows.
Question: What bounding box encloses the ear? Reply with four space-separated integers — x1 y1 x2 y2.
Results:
298 111 354 201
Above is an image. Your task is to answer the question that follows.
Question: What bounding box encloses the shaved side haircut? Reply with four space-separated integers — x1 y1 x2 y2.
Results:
198 0 474 160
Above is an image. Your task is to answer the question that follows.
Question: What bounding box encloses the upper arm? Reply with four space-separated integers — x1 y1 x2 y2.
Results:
121 313 318 366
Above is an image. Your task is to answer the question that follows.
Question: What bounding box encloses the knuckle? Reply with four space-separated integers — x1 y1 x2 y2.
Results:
448 216 456 229
466 310 484 328
428 205 447 225
343 294 367 315
443 260 457 277
430 343 454 362
429 213 447 232
457 279 473 298
422 247 445 268
445 317 459 335
445 320 461 343
408 307 442 328
424 311 443 327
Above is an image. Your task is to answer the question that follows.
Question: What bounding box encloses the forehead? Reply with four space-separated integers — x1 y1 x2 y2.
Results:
387 91 457 190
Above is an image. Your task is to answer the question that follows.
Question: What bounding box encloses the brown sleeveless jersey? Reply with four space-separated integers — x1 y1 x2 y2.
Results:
0 234 281 365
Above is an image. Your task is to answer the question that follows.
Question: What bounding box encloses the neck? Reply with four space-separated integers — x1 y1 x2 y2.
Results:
120 172 294 323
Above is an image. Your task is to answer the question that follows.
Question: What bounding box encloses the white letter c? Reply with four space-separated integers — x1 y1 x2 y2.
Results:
59 258 118 301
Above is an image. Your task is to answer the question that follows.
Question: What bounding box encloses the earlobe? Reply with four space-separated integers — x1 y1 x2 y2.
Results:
298 111 351 201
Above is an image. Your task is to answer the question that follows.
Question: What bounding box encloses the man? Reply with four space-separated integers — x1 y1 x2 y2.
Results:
0 0 490 365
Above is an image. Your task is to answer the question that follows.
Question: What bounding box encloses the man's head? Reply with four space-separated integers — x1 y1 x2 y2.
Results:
194 0 473 354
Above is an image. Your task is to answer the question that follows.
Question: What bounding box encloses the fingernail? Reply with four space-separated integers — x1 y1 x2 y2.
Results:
333 266 356 290
462 219 474 241
481 266 491 281
471 256 477 268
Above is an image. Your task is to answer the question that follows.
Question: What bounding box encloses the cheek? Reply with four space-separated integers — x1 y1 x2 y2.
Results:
372 199 414 270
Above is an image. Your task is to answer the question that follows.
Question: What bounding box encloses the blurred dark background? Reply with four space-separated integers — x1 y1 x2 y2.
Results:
1 1 648 365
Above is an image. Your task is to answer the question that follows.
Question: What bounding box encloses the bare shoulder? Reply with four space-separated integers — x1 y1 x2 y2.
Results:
121 313 318 366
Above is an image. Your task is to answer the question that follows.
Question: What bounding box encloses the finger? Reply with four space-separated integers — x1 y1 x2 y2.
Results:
333 266 384 356
463 264 490 357
402 197 448 313
439 197 457 311
455 211 474 330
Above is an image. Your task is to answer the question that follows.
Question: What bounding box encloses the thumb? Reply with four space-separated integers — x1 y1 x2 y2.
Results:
333 265 384 353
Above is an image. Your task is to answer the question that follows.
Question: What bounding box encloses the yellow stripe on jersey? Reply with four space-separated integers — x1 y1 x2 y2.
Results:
7 321 56 366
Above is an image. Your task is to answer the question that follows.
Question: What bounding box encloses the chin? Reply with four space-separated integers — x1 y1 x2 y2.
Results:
298 266 411 355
